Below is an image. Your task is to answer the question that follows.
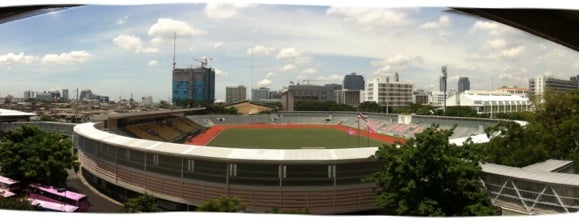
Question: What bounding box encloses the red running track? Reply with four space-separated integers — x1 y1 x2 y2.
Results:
185 124 405 146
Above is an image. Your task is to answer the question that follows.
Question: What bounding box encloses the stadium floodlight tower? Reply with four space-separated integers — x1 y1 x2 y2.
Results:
441 65 448 114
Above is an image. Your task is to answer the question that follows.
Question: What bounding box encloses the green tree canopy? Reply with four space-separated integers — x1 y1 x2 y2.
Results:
482 121 548 167
120 193 161 213
0 125 79 186
0 198 35 211
531 89 579 160
196 196 246 212
365 125 494 216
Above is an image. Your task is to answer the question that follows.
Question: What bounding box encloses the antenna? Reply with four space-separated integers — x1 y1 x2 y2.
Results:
395 72 399 82
172 32 176 70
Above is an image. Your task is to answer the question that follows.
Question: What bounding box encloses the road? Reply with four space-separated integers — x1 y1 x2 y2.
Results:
65 169 121 213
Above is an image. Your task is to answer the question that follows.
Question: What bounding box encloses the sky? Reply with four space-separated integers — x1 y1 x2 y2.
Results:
1 1 579 102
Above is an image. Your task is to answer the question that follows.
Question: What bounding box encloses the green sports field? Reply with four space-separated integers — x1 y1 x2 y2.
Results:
207 127 386 149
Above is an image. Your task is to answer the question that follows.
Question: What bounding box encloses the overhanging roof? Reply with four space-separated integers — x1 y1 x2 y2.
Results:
453 8 579 52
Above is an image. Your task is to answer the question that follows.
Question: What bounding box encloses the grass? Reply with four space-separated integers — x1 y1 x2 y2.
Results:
207 127 386 149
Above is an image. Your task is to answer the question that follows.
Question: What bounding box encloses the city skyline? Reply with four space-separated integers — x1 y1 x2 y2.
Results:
1 2 579 102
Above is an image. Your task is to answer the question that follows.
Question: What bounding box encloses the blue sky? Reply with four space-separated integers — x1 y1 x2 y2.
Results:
1 1 579 102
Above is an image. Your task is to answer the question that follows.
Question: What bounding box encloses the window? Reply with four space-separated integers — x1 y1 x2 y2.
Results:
186 159 194 172
152 154 159 166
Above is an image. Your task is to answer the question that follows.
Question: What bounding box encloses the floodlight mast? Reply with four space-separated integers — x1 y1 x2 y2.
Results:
441 66 448 114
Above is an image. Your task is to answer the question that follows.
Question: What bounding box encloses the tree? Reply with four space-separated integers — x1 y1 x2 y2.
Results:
358 101 384 113
0 125 79 186
482 121 548 167
120 193 161 213
196 196 246 212
365 125 494 216
0 198 35 211
531 89 579 161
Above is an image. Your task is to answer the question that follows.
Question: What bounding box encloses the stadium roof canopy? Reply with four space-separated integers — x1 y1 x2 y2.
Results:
0 108 35 123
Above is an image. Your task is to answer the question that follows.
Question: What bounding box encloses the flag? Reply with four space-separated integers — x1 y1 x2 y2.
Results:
368 126 375 134
357 112 368 122
347 128 356 135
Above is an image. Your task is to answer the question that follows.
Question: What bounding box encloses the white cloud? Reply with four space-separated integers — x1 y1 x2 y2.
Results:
457 65 478 72
256 72 275 87
301 68 318 75
276 48 300 60
147 60 158 66
214 42 224 48
215 69 228 76
41 51 91 65
497 65 528 83
117 15 128 25
248 45 275 56
204 3 252 20
573 60 579 68
326 7 415 31
113 34 142 51
0 52 35 65
295 56 314 65
371 54 423 74
113 34 159 54
257 79 272 86
419 15 450 29
484 39 508 49
281 64 296 71
316 74 342 81
147 18 206 42
489 46 526 59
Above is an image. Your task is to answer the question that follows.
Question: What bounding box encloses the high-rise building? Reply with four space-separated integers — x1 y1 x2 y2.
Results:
172 66 215 104
251 87 270 102
281 83 342 111
226 85 247 104
363 76 413 107
343 72 365 90
458 77 470 93
23 90 36 100
413 89 429 105
62 89 69 101
335 90 361 106
529 74 579 96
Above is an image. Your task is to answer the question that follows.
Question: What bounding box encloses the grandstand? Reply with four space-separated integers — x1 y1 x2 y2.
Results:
2 109 571 214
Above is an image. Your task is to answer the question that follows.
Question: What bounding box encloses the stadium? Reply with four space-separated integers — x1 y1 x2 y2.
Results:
73 109 500 214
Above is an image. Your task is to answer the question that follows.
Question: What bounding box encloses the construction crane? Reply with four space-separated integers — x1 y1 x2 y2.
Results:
193 56 212 69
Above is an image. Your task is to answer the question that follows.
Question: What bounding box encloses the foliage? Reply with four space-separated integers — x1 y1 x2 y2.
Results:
531 89 579 160
179 100 238 115
294 101 355 111
365 125 494 216
443 106 488 118
0 198 35 211
196 196 246 212
158 100 172 109
358 101 384 113
482 121 548 167
266 207 310 214
39 115 58 122
120 193 161 213
0 125 79 186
